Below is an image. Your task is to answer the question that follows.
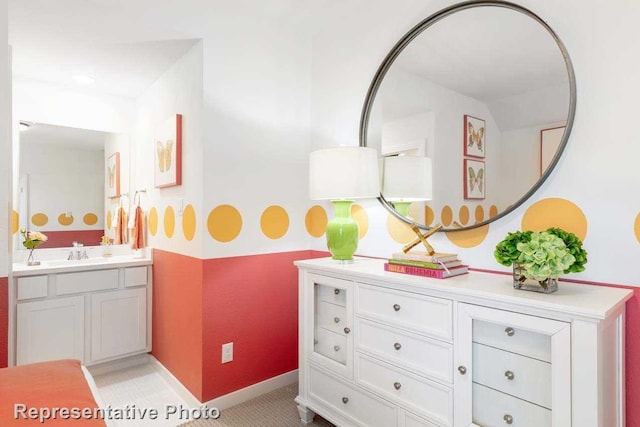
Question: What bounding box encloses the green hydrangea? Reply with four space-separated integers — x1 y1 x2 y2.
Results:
516 232 576 281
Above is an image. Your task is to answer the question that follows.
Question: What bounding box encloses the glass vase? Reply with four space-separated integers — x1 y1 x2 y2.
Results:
512 263 558 294
26 248 41 266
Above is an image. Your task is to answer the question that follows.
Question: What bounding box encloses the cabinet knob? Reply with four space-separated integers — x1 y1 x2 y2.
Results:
342 397 349 404
458 365 467 375
503 414 513 424
343 327 351 334
394 342 402 350
504 370 515 380
393 382 402 390
334 317 340 323
334 345 340 352
505 327 515 337
334 288 341 295
393 304 401 311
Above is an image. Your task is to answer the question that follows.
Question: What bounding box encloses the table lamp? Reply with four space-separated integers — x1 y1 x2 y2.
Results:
309 146 380 261
381 155 433 217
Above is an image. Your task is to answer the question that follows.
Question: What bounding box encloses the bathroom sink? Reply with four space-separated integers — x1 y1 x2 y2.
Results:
46 258 116 267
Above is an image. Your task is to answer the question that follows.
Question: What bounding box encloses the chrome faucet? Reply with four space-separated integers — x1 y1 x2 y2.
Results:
68 241 88 260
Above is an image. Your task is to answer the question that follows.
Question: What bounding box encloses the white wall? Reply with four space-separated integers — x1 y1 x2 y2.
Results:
310 0 640 285
1 0 10 275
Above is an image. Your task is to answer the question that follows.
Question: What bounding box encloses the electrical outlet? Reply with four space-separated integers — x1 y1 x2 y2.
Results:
222 342 233 364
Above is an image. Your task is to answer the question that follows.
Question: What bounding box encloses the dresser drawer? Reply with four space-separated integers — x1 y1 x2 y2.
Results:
403 411 439 427
473 319 551 362
124 266 147 287
56 269 119 295
472 343 551 408
356 354 452 426
17 276 48 300
318 283 347 307
356 285 452 340
318 301 348 335
309 366 397 427
315 328 347 364
356 319 452 383
473 383 551 427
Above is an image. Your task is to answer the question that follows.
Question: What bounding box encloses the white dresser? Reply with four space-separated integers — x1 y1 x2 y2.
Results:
295 257 632 427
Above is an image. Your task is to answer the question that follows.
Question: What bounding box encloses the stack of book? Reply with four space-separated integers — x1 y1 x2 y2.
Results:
384 251 469 279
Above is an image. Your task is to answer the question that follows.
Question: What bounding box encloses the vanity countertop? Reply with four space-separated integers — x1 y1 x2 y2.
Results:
12 254 153 277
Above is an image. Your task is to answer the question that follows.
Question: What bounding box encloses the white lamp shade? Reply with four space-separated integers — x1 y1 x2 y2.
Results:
381 156 433 202
309 147 380 200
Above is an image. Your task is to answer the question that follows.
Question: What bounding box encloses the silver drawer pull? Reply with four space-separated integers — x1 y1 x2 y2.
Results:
334 288 341 295
503 414 513 424
334 317 340 323
393 382 402 390
458 365 467 375
504 370 515 380
334 345 340 352
343 327 351 334
342 397 349 404
505 327 515 337
393 304 401 311
394 342 402 350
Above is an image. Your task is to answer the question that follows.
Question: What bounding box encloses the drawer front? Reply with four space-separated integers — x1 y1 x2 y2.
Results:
356 354 452 426
356 319 452 383
56 269 119 295
318 283 347 307
356 285 452 340
315 328 347 364
473 343 551 408
309 367 397 427
473 383 551 427
124 266 147 288
403 411 439 427
17 276 48 300
318 301 348 334
473 319 551 362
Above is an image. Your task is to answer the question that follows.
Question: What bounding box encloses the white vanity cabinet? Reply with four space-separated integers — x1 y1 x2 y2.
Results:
13 261 152 366
295 258 632 427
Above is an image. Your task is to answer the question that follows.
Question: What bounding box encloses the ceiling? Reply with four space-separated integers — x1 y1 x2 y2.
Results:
20 122 107 150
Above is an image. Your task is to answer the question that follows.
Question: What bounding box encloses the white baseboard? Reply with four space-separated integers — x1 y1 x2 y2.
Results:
147 355 202 408
86 353 151 377
201 369 298 411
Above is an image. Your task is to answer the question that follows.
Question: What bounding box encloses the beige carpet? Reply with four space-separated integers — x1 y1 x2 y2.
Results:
181 384 335 427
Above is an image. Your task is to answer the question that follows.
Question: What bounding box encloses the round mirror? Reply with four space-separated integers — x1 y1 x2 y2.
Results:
360 0 576 232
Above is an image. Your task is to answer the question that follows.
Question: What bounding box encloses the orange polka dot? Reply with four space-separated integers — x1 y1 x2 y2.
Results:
352 204 369 238
31 213 48 227
475 205 485 223
148 207 158 236
425 206 435 226
521 198 587 241
441 206 453 227
261 205 289 239
446 224 490 248
83 213 98 226
635 213 640 244
459 206 470 225
164 206 176 238
12 210 19 234
386 213 416 244
182 204 196 241
208 205 242 242
58 213 74 226
489 205 499 218
306 205 328 238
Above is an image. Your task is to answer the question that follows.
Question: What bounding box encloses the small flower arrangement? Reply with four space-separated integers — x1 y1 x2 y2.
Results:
20 228 48 250
100 235 111 245
494 228 587 292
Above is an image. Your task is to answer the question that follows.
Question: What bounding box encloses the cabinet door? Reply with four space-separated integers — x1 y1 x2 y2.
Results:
90 288 147 362
16 296 84 365
454 303 570 427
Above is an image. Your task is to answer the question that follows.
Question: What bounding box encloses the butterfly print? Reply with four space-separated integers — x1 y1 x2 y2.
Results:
157 140 174 173
468 166 484 193
467 123 485 151
108 165 116 188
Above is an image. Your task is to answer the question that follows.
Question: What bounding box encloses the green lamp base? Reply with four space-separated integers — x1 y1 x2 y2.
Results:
326 200 359 261
392 201 412 218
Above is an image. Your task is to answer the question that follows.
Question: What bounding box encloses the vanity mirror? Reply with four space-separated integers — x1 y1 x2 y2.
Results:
16 122 130 249
360 0 576 231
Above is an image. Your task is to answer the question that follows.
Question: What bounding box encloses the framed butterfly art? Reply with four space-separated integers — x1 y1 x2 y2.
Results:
155 114 183 188
106 152 120 199
464 115 486 158
464 158 485 200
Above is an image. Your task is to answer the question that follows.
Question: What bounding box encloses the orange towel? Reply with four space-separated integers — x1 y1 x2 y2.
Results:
131 206 145 250
115 207 127 244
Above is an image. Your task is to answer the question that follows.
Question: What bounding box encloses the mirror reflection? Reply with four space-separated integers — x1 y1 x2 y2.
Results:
363 4 574 231
17 122 130 248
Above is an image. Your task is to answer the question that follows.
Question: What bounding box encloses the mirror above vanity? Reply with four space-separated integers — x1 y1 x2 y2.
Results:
16 122 130 249
360 0 576 232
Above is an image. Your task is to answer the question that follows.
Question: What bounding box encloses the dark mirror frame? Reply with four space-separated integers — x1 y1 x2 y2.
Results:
359 0 576 232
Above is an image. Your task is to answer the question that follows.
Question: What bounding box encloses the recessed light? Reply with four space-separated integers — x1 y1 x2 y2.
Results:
73 75 95 85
